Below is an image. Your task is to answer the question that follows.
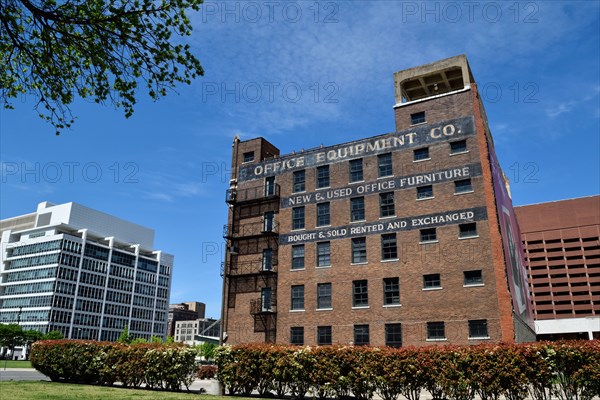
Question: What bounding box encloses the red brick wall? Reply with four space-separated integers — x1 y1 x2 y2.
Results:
224 84 521 346
470 83 517 342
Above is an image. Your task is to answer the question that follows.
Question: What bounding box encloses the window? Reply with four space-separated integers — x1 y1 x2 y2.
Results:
352 237 367 263
414 147 429 161
261 287 273 311
381 233 398 260
353 324 369 346
420 228 437 243
292 207 305 230
379 192 395 218
291 285 305 310
468 320 489 338
290 327 304 345
383 277 400 305
455 179 473 193
352 280 369 307
385 323 402 348
450 140 467 154
265 177 275 196
317 326 332 345
293 170 306 193
292 245 305 270
317 283 332 309
263 211 275 232
410 111 426 125
317 165 330 188
464 270 483 286
351 197 365 221
417 185 433 199
317 242 331 267
378 153 393 177
349 159 364 182
459 223 478 238
243 151 254 163
262 249 273 271
423 273 441 289
317 203 331 226
427 322 446 340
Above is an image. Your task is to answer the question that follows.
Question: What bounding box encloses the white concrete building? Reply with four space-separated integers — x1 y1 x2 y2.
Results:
0 201 173 342
174 318 220 345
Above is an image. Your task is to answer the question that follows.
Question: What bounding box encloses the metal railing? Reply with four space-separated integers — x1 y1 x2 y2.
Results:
221 259 278 277
226 184 280 203
223 221 278 238
250 298 277 315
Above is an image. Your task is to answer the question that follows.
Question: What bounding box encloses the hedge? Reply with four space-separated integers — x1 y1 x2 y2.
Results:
198 365 218 380
214 341 600 400
30 340 197 391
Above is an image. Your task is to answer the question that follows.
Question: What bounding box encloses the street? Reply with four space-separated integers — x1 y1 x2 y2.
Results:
0 368 50 382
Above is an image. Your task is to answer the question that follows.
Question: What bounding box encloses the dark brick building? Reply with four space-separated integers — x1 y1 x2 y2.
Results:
515 196 600 340
221 55 535 347
167 301 205 338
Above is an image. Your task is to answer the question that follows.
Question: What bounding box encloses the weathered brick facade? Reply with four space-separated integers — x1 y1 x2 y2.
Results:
221 55 534 347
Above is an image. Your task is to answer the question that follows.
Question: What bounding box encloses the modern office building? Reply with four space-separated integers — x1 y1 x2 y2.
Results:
167 301 206 337
0 201 173 341
515 196 600 340
221 55 535 347
174 317 221 345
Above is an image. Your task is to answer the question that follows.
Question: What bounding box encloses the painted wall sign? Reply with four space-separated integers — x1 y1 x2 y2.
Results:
487 133 534 327
280 163 482 208
279 206 488 245
238 116 476 182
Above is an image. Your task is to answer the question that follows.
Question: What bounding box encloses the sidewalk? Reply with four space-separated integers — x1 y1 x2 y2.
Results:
0 368 35 371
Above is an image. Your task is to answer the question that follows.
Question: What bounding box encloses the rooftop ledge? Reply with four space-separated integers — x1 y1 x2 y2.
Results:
393 85 471 109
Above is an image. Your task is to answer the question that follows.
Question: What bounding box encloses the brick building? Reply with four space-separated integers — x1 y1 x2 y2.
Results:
167 301 205 337
515 196 600 340
221 55 535 347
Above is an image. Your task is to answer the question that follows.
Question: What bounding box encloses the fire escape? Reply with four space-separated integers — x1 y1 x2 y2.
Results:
223 183 280 343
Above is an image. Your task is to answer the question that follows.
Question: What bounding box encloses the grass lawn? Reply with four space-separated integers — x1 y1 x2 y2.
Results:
0 381 245 399
0 360 32 368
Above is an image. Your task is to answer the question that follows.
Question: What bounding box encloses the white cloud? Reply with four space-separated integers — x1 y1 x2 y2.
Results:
545 86 600 118
186 1 599 136
546 101 577 118
144 192 174 202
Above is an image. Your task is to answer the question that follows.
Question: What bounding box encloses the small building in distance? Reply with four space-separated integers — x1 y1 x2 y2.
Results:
174 318 221 345
0 201 173 343
167 301 206 337
515 196 600 340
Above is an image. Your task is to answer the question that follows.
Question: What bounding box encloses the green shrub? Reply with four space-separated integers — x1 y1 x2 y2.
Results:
213 341 600 399
30 340 113 384
553 341 600 400
30 340 196 391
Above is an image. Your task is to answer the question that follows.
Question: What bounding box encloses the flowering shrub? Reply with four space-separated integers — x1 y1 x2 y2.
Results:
30 340 196 391
197 365 218 380
29 340 114 383
214 341 600 399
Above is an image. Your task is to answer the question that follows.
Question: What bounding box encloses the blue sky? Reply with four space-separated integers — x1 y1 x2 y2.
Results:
1 1 599 319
